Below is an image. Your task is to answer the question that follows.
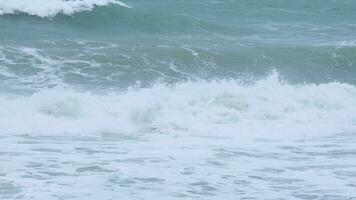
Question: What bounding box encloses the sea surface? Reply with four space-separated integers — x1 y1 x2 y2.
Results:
1 0 356 199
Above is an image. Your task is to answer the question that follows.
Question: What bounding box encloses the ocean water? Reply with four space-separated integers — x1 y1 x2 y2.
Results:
1 0 356 199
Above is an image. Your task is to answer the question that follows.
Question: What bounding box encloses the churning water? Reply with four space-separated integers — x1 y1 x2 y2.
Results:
1 0 356 199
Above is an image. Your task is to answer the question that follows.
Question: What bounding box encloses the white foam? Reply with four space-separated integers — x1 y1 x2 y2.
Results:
0 0 129 17
1 73 356 138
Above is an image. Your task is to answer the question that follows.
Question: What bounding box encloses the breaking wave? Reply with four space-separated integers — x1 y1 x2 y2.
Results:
0 0 129 17
1 72 356 138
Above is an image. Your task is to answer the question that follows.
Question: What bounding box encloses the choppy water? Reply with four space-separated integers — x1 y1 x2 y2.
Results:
1 0 356 199
2 134 356 200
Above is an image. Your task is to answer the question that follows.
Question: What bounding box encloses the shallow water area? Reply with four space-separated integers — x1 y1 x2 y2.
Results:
1 0 356 199
1 133 356 200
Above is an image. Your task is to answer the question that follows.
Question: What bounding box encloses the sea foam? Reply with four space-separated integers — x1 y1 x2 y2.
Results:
1 73 355 138
0 0 129 17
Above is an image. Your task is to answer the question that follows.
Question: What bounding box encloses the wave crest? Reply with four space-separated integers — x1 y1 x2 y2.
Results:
1 74 356 138
0 0 129 17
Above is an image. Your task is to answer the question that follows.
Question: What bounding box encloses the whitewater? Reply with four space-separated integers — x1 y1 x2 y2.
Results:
1 74 356 138
0 0 129 17
1 0 356 199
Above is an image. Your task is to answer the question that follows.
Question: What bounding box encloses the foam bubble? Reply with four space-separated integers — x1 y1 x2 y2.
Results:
0 0 129 17
1 73 356 138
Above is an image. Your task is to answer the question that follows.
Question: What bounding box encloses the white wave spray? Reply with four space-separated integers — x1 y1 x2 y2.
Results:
1 73 356 138
0 0 129 17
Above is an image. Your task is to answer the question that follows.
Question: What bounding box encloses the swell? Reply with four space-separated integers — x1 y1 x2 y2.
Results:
1 1 355 45
1 44 356 94
0 3 237 40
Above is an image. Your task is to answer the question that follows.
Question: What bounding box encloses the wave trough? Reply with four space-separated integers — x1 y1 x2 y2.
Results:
0 0 129 17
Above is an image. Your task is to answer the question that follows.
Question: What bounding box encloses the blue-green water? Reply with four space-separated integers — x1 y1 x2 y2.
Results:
1 0 356 199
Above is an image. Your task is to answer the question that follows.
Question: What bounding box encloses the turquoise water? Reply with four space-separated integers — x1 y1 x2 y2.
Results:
1 0 356 199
